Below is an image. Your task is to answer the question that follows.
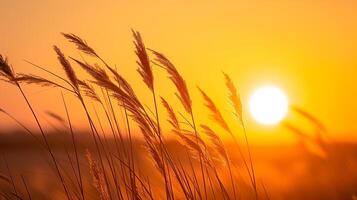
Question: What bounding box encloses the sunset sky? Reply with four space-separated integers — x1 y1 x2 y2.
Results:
1 0 357 144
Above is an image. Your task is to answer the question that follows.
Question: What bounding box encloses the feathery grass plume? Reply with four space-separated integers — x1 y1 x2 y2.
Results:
133 32 174 198
20 56 113 200
159 98 206 156
178 132 204 156
151 49 208 198
282 121 311 140
201 125 237 199
15 74 58 87
67 40 139 198
0 55 15 83
133 31 170 198
103 65 140 199
135 117 164 177
223 72 243 126
71 58 109 80
14 74 73 92
132 30 153 90
150 49 206 187
107 76 157 136
53 46 79 90
70 59 121 102
54 54 114 199
181 130 207 149
198 87 232 134
200 125 229 164
282 120 325 147
62 33 98 57
151 50 192 114
282 121 327 158
107 77 148 117
77 80 101 102
110 86 149 127
106 65 137 98
86 150 110 200
131 108 156 139
291 105 327 135
170 129 208 161
86 64 147 131
70 58 123 97
161 97 180 131
146 142 165 175
223 72 259 199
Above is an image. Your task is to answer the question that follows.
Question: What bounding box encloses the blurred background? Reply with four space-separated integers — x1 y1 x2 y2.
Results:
1 0 357 199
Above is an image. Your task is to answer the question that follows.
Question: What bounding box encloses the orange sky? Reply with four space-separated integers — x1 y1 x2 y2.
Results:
1 0 357 144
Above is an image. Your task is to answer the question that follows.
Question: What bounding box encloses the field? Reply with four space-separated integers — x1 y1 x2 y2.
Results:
0 132 356 200
0 31 356 200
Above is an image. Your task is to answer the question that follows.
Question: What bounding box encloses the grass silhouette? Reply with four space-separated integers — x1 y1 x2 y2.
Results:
0 30 333 200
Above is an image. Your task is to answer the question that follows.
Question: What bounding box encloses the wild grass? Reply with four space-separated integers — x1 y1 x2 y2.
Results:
0 30 314 200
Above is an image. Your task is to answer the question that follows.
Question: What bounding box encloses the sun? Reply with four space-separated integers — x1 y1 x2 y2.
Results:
249 86 288 125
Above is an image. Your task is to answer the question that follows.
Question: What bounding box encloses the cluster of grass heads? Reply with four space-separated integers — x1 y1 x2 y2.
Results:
0 30 264 200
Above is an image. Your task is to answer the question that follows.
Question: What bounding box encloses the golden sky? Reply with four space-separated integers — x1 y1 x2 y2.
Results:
1 0 357 144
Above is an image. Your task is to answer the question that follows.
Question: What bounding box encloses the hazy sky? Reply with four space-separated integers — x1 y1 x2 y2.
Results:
1 0 357 144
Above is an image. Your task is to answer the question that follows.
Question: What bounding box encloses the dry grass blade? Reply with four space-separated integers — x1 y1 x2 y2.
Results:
15 74 70 90
201 125 229 164
0 55 15 79
177 132 204 156
62 33 97 57
161 97 206 156
161 97 180 131
171 129 207 159
291 105 326 132
77 80 101 102
53 46 78 89
201 125 237 199
282 121 310 140
283 121 327 158
134 114 164 176
223 72 243 126
14 74 75 94
106 65 136 97
223 73 257 199
198 87 232 134
86 150 110 200
70 57 122 98
150 50 192 114
146 143 165 175
130 107 156 138
181 129 206 148
70 58 108 80
283 120 325 145
132 30 153 90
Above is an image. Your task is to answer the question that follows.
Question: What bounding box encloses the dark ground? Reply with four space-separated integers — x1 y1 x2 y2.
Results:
0 131 356 200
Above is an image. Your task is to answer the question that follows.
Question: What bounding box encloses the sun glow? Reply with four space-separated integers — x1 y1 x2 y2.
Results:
249 86 288 125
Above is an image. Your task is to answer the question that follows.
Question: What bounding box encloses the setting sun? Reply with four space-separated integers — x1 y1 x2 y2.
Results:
249 86 288 125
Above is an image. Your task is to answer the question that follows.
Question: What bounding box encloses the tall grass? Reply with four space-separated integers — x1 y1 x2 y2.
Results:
0 31 265 200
